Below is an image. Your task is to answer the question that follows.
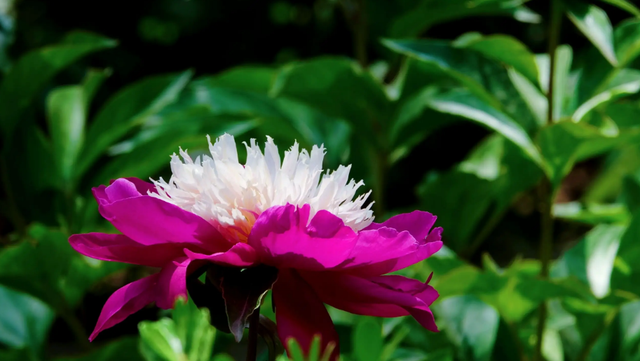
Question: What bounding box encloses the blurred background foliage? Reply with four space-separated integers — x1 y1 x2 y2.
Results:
2 0 640 360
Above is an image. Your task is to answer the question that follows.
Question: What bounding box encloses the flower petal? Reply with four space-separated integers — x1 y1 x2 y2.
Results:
155 257 191 309
365 211 437 241
346 227 443 277
302 272 439 332
90 273 159 341
184 243 258 267
93 178 155 204
273 269 340 361
248 204 357 270
69 232 206 267
99 193 229 251
337 227 418 270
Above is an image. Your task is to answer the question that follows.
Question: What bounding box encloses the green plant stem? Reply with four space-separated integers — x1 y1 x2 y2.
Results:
340 0 368 67
534 1 562 360
246 306 262 361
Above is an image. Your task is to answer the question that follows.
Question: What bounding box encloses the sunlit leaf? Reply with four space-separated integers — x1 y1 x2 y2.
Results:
566 1 617 66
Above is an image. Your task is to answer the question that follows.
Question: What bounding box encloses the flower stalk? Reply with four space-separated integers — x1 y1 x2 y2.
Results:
534 1 562 360
246 306 262 361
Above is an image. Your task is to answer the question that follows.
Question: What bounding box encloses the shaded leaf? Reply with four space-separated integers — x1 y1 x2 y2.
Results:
353 317 383 361
0 31 115 141
389 0 540 38
76 70 193 178
55 337 143 361
0 285 54 351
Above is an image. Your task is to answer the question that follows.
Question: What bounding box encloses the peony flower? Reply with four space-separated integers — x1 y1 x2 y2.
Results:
69 134 442 360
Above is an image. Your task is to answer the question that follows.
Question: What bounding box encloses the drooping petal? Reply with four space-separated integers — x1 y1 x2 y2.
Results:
155 257 191 309
184 242 258 268
365 211 437 241
273 269 340 361
69 233 207 267
346 227 443 277
90 273 160 341
302 272 439 332
337 227 418 270
248 204 357 270
100 194 229 251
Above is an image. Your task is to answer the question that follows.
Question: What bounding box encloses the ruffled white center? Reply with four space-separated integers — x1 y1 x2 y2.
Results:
151 134 374 243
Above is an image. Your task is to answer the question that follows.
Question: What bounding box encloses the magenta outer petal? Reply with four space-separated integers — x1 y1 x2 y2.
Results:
337 227 418 270
346 227 443 277
100 193 228 251
184 243 258 267
248 204 357 270
155 257 191 309
69 233 208 267
273 269 340 361
302 272 439 332
89 273 159 341
365 211 437 241
118 177 157 195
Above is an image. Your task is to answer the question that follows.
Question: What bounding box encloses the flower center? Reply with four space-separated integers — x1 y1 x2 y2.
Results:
150 134 374 243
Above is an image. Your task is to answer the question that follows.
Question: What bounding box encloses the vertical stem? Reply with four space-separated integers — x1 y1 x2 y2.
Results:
340 0 368 67
246 306 262 361
534 1 562 360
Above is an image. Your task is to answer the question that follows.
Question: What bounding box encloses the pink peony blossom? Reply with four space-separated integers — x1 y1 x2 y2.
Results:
69 134 442 360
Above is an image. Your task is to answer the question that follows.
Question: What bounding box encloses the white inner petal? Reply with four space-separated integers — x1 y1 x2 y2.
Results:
150 134 374 242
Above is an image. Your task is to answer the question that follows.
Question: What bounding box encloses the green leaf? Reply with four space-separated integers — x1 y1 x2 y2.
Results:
0 31 116 140
384 38 540 132
611 209 640 297
538 121 640 191
90 111 256 186
600 0 640 17
0 224 127 309
186 79 352 167
615 19 640 66
554 224 627 298
418 170 495 250
572 70 640 123
46 86 86 185
575 19 640 107
139 319 184 361
55 337 144 361
45 68 111 183
417 135 541 250
198 66 275 93
616 301 640 360
585 143 640 203
76 70 193 178
435 295 499 361
566 2 618 66
271 57 391 146
353 317 383 361
453 32 540 87
0 285 54 351
139 299 215 361
388 0 540 38
622 172 640 213
553 202 631 224
418 89 544 170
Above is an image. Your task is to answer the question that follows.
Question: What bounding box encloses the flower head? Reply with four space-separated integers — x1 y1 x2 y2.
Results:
150 134 374 243
69 134 443 361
